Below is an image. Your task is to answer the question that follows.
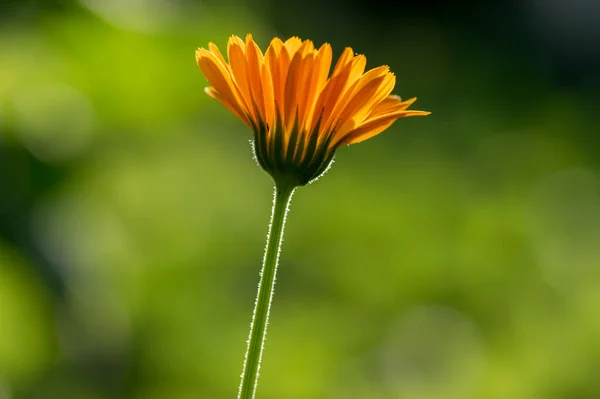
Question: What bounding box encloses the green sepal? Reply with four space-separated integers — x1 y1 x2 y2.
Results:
251 106 337 187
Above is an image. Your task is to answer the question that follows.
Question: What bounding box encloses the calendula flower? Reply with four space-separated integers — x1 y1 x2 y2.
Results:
195 34 430 399
196 34 430 187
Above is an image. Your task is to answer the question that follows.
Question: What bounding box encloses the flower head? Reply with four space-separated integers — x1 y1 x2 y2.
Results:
196 34 430 186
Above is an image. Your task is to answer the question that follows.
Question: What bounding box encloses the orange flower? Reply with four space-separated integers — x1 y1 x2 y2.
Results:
196 34 430 186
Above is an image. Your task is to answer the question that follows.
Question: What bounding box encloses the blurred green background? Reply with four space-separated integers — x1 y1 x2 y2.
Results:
1 0 600 398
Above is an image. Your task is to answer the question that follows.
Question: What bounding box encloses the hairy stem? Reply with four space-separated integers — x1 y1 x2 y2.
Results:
238 182 295 399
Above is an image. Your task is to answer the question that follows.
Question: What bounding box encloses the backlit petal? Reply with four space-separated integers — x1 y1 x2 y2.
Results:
245 34 266 122
303 42 332 132
196 48 246 119
227 36 255 122
339 109 431 146
205 87 250 126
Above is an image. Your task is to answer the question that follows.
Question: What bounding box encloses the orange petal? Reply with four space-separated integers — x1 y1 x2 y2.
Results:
345 54 367 90
284 36 303 56
295 51 316 130
343 65 390 100
266 37 284 58
227 36 255 121
336 72 396 135
284 40 315 131
369 95 417 117
314 54 366 134
328 65 390 130
245 34 266 122
302 42 332 132
205 87 250 127
196 48 246 118
338 109 431 146
208 42 227 66
265 37 286 118
331 47 354 77
260 62 275 127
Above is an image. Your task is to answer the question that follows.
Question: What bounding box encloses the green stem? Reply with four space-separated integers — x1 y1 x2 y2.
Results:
238 182 296 399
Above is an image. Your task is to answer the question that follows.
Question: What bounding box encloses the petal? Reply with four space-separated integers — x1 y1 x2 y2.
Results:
331 47 354 77
261 62 275 127
227 36 255 121
245 34 266 123
369 95 417 117
345 54 367 89
266 37 284 57
208 42 227 65
265 37 287 118
335 71 396 136
205 87 251 127
284 36 303 56
303 42 332 132
338 108 431 146
196 48 247 118
284 40 315 131
313 54 366 135
343 65 390 100
327 65 390 132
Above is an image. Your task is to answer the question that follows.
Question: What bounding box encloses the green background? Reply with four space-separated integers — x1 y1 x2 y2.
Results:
1 0 600 398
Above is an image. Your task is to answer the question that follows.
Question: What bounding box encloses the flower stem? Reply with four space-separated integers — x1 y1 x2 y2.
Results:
238 182 295 399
